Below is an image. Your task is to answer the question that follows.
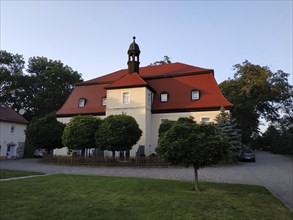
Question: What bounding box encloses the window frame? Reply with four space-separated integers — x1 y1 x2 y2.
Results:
147 92 152 106
160 92 169 103
10 125 15 133
122 92 130 104
201 117 210 124
78 98 86 108
191 90 200 101
102 97 107 106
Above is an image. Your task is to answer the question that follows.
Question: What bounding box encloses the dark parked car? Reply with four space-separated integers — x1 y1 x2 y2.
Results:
238 148 256 162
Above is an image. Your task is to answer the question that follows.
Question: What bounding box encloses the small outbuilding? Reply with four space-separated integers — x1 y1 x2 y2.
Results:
0 104 28 160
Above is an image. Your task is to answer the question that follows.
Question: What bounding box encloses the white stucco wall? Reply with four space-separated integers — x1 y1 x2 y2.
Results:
0 121 27 160
106 87 152 156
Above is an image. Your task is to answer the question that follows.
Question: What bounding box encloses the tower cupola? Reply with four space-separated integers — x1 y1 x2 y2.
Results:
127 36 140 74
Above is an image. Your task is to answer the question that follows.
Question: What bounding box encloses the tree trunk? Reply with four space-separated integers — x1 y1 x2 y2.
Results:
193 166 200 192
112 150 115 159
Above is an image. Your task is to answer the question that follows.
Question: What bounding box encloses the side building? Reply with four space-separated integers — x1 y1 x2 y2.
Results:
56 37 233 157
0 104 28 160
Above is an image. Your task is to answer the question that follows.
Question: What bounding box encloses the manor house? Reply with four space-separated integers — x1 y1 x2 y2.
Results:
56 37 232 157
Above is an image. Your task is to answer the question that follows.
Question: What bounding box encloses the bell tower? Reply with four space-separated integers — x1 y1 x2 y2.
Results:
127 36 140 74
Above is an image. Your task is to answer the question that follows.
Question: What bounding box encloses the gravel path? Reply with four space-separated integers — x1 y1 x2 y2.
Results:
1 151 292 210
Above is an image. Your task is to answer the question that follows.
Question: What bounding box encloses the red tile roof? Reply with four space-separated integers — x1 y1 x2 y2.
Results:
147 74 232 112
0 104 28 124
77 62 212 86
56 84 106 116
56 62 232 116
105 72 147 89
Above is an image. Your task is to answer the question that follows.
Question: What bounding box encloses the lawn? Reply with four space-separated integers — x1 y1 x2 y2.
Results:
0 169 44 179
0 174 292 220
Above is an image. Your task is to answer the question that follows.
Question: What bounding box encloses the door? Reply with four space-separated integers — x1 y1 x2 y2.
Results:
6 145 15 159
6 146 12 159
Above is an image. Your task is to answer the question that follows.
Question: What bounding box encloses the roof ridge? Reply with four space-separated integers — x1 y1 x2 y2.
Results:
78 62 213 86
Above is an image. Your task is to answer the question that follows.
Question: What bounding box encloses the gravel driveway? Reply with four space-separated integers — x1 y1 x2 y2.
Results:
1 151 292 210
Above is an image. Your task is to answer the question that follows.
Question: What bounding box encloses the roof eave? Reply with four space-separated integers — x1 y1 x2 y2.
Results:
151 105 233 114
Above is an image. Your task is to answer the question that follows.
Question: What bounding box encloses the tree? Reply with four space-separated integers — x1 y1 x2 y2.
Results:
261 122 293 154
25 113 65 153
0 51 83 120
150 55 172 65
215 107 242 161
95 115 142 158
26 56 83 119
62 115 102 156
156 119 229 191
0 50 30 115
158 120 175 138
220 60 293 144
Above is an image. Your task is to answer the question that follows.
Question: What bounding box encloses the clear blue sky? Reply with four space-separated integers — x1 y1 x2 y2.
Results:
1 1 292 84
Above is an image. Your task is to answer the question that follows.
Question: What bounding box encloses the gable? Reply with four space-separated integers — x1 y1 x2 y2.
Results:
105 72 147 90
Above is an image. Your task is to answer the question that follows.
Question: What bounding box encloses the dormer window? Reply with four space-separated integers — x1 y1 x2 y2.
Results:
78 98 86 107
191 90 200 100
102 97 107 106
160 92 169 102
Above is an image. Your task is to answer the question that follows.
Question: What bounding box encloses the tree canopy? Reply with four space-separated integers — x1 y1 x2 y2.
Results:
156 118 229 191
0 50 83 120
253 119 293 154
220 60 293 144
62 115 102 154
95 115 142 158
25 113 65 153
150 55 172 66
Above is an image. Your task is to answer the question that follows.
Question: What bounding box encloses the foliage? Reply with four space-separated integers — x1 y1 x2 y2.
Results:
95 115 142 158
0 50 83 120
156 118 229 191
260 124 293 154
220 60 293 144
158 117 194 138
1 175 291 220
215 107 242 160
62 115 102 153
26 56 82 118
25 114 65 153
158 120 175 138
150 55 172 65
0 50 28 114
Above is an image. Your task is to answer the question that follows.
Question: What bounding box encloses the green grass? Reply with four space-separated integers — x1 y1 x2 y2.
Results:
0 174 292 220
0 169 44 179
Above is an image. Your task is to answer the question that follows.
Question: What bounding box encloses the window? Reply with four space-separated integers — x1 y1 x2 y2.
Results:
201 117 210 124
191 90 200 100
148 92 152 105
102 97 107 106
160 92 168 102
122 92 130 104
78 98 86 107
10 125 15 133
